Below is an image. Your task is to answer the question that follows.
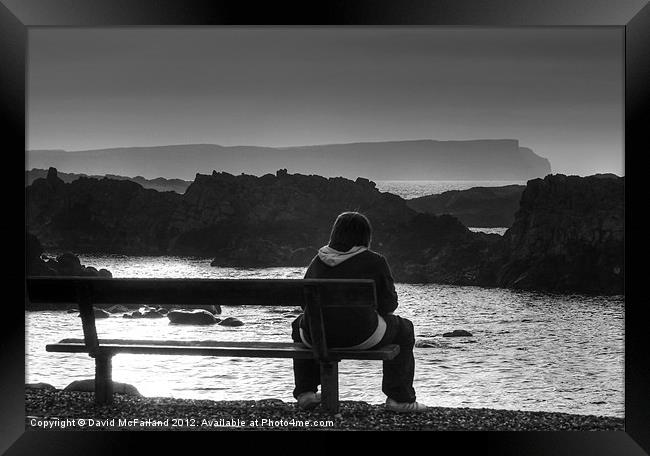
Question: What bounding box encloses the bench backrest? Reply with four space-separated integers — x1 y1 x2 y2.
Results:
26 276 378 361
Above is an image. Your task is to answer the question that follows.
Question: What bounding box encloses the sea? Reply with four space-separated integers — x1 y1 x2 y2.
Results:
25 180 624 418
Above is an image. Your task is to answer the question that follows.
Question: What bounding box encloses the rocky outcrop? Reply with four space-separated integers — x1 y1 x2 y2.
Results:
27 231 113 278
26 231 115 310
407 185 525 228
27 168 181 254
64 379 141 396
27 168 495 285
26 169 624 294
25 382 56 390
490 174 624 294
26 168 192 194
167 309 220 325
218 317 244 327
443 330 473 337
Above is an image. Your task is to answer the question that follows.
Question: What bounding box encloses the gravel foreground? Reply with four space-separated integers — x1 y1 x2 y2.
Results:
26 389 623 431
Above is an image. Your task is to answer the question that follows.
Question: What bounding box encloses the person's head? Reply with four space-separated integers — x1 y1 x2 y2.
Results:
328 212 372 252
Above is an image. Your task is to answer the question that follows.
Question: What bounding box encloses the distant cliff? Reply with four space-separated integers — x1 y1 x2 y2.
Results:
27 139 551 181
407 185 525 228
26 168 192 194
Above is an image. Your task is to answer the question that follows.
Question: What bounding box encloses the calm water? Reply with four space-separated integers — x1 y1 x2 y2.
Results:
374 180 526 200
26 255 624 418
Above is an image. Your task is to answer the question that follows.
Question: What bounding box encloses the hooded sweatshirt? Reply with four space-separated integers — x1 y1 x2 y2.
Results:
299 245 399 349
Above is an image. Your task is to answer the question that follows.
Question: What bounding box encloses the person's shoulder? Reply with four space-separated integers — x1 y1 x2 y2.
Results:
363 249 388 264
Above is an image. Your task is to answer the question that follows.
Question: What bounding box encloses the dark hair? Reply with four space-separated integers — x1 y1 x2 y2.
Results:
328 212 372 251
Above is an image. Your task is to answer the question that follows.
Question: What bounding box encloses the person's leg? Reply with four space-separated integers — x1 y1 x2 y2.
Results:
291 315 320 399
378 314 416 403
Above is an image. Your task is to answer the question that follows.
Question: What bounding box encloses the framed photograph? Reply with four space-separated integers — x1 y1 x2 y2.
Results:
4 0 648 454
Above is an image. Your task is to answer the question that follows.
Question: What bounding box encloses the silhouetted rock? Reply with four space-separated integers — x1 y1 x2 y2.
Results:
26 230 113 282
106 305 130 314
491 174 624 294
407 185 525 228
218 317 244 327
143 310 165 318
64 379 141 396
26 169 180 254
98 269 113 278
26 168 193 194
27 168 491 285
25 382 56 390
167 309 219 325
442 330 473 337
26 169 624 294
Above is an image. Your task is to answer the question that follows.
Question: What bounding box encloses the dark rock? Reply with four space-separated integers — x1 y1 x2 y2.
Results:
97 268 113 278
442 330 473 337
167 309 219 325
415 340 438 348
407 185 525 228
26 170 623 294
25 232 114 285
55 252 82 275
122 313 133 319
80 266 98 277
143 310 165 318
27 168 192 194
64 379 141 396
26 169 181 255
130 311 144 319
66 309 78 314
491 174 624 294
25 382 56 390
106 305 130 313
218 317 244 327
161 304 220 315
27 168 487 283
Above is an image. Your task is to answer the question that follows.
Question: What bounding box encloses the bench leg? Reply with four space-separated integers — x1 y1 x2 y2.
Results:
320 361 339 414
95 353 113 405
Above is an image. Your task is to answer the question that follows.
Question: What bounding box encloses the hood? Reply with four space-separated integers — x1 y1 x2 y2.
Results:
317 245 368 267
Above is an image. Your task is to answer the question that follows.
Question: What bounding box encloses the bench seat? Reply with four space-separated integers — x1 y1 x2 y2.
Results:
47 338 399 360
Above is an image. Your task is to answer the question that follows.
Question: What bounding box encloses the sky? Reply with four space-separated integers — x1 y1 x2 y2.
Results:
28 27 624 176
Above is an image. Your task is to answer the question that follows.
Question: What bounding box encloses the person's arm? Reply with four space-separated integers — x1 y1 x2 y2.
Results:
301 257 317 310
376 256 398 316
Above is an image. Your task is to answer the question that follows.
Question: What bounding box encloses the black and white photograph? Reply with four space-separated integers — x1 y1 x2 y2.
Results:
24 25 626 432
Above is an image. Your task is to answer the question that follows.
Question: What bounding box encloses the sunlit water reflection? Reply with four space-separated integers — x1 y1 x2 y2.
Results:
26 255 624 417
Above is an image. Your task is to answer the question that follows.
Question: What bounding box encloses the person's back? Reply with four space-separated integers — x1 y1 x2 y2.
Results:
300 249 396 349
290 211 427 413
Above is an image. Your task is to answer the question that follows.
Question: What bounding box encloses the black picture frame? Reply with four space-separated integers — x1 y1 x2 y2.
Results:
3 0 648 454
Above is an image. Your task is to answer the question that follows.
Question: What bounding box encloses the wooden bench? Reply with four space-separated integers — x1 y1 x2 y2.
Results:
26 276 399 413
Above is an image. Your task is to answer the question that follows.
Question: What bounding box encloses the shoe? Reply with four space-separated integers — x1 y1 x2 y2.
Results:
385 397 428 413
297 392 321 410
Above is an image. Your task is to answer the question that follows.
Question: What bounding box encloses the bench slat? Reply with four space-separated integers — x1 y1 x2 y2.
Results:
27 277 376 308
46 340 400 360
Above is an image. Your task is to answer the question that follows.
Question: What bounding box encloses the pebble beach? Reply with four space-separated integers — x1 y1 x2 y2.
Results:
25 389 624 431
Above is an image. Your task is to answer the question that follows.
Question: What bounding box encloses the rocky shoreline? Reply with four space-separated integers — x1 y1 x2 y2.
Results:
25 389 623 431
26 168 624 294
